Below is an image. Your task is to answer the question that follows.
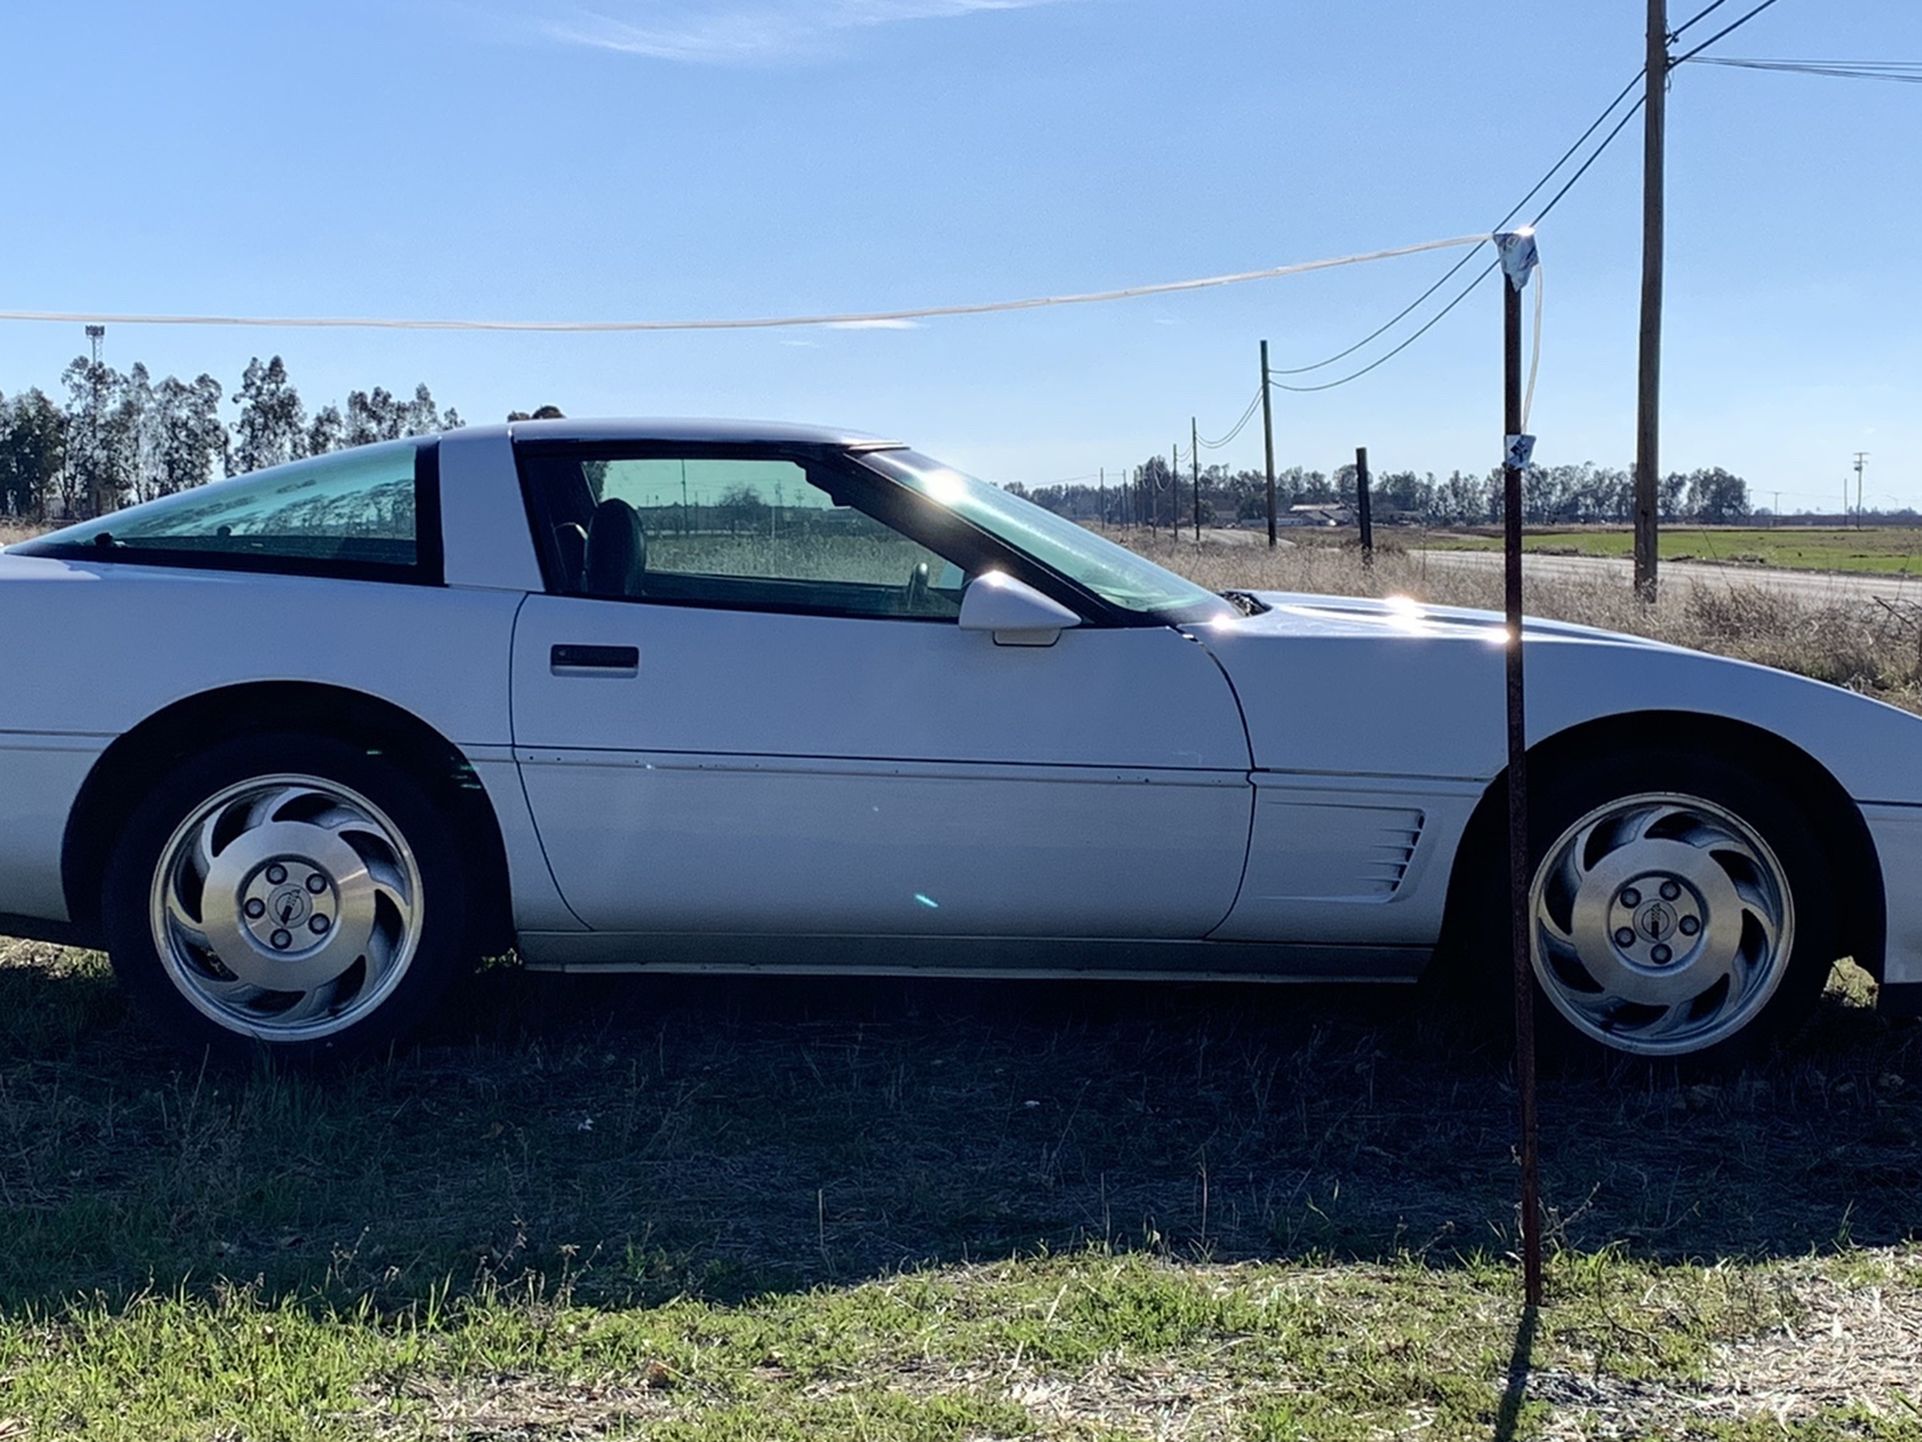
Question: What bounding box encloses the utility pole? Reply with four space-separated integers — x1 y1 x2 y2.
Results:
1098 467 1106 528
1191 417 1201 542
1854 452 1870 527
1771 490 1780 527
1261 340 1278 547
1170 444 1179 537
84 324 106 518
1633 0 1668 601
1355 445 1374 565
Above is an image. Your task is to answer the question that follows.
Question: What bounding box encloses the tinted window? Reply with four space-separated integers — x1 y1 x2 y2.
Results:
521 450 967 621
861 449 1234 624
16 439 432 576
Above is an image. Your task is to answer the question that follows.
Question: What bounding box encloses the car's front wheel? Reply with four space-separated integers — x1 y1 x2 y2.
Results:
1459 746 1838 1065
102 732 474 1062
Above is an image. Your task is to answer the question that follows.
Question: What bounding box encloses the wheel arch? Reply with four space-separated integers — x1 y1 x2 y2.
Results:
62 682 514 953
1438 709 1885 983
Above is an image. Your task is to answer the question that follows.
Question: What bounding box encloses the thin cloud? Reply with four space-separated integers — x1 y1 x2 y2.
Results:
545 0 1072 65
825 317 923 331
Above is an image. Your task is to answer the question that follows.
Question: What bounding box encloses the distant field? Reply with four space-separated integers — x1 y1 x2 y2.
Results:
1424 525 1922 575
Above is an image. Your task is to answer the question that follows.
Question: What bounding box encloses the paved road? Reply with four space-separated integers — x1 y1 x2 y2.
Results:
1158 528 1922 609
1414 547 1922 609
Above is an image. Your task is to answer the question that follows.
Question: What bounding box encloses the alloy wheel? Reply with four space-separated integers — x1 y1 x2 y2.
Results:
149 774 424 1042
1529 791 1794 1056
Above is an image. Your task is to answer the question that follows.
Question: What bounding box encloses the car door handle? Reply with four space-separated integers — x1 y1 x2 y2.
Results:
550 644 639 676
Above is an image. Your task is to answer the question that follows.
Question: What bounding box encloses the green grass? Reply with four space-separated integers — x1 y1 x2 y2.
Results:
6 534 1922 1436
1 939 1919 1438
1420 526 1922 575
13 1250 1908 1441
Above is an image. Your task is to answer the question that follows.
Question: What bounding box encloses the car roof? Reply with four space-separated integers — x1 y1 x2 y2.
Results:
497 417 903 449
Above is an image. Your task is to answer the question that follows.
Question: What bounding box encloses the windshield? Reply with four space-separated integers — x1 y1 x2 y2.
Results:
861 449 1233 623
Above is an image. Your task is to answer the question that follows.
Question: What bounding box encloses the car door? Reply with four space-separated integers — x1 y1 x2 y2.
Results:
508 440 1253 940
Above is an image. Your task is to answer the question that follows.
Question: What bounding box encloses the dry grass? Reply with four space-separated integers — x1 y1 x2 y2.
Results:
0 943 1917 1438
1137 533 1922 712
2 521 1921 1437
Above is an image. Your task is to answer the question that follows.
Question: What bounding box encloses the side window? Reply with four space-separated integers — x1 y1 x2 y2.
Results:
16 439 433 578
521 451 967 620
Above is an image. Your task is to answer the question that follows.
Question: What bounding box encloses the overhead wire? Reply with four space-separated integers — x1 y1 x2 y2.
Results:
1267 258 1501 393
1248 0 1785 408
0 233 1487 335
1671 0 1786 66
1521 91 1648 227
1197 384 1266 449
1266 66 1645 377
1668 0 1736 40
1264 84 1641 397
1687 56 1922 82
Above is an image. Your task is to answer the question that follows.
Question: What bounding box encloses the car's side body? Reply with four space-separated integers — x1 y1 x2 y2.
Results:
2 419 1919 1020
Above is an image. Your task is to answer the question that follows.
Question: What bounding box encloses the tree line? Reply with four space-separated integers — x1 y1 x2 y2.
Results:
0 353 462 521
1009 458 1764 529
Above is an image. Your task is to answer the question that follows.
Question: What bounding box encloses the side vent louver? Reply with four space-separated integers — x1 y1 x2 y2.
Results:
1358 810 1424 898
1251 800 1428 904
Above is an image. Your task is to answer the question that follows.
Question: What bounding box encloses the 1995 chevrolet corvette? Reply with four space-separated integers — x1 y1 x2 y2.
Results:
2 418 1919 1063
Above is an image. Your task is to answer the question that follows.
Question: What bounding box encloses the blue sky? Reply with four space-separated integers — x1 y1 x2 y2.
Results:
2 0 1917 506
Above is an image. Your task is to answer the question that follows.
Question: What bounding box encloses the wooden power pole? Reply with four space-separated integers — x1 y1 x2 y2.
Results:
1170 444 1178 535
1261 340 1278 547
1191 417 1201 542
1355 445 1374 565
1633 0 1668 601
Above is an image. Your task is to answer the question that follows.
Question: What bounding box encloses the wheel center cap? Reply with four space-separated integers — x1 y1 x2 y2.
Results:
1638 900 1676 941
269 886 311 927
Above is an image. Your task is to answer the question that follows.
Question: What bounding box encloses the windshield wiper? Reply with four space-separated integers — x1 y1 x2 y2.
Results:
1220 590 1268 616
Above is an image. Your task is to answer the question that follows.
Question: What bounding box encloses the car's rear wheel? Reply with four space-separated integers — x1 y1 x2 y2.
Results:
102 732 474 1062
1455 746 1838 1065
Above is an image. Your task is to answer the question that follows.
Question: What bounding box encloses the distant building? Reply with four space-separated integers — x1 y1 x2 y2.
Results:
1285 503 1354 527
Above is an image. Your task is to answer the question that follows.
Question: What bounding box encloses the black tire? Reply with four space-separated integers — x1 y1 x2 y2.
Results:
101 730 476 1065
1443 744 1838 1069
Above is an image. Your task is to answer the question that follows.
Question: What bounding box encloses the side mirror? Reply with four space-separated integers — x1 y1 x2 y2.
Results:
958 572 1081 647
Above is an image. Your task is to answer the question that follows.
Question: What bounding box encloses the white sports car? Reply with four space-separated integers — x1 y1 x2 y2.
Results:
2 419 1918 1063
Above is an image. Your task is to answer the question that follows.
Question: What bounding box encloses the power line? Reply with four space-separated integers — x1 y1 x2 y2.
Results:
1688 56 1922 83
1668 0 1734 40
1523 92 1648 227
1268 257 1500 393
0 233 1487 336
1267 67 1645 377
1196 384 1265 448
1261 87 1643 397
1672 0 1786 67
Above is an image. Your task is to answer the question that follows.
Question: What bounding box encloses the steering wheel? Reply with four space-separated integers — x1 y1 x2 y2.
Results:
903 561 931 611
